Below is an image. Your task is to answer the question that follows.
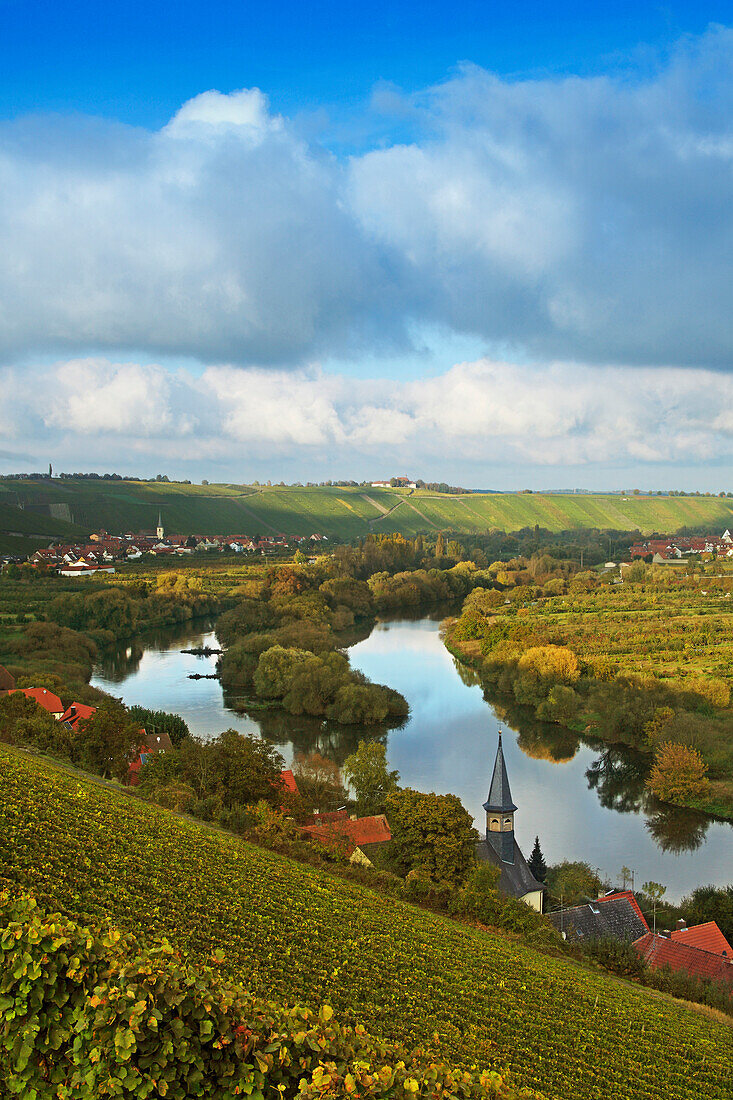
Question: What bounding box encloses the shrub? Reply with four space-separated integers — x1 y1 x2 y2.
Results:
647 742 709 804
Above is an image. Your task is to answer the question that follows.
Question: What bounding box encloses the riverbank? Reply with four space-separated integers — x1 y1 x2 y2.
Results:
443 577 733 823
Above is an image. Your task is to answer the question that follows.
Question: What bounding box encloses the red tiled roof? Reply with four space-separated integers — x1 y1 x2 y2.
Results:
279 769 299 795
670 921 733 957
60 702 97 728
8 688 64 715
301 814 391 852
634 933 733 986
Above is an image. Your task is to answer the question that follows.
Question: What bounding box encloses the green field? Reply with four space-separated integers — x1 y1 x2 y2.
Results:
2 479 733 541
0 746 729 1100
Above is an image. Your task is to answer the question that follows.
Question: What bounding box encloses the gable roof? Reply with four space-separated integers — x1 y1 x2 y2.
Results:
0 664 15 692
546 891 649 943
634 933 733 986
483 732 517 814
301 814 391 852
8 687 64 715
670 921 733 957
476 837 544 900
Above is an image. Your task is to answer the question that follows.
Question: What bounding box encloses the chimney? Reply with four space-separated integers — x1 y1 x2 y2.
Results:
676 918 687 931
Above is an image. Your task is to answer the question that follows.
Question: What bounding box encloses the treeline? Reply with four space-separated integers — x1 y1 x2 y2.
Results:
446 566 733 816
46 572 221 648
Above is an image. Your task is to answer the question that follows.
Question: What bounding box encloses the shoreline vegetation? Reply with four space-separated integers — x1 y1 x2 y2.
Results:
444 560 733 820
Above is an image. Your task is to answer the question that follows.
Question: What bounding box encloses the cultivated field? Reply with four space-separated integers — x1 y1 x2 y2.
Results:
0 747 729 1100
2 479 733 540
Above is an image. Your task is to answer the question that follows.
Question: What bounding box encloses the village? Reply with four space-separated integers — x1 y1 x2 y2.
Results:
9 516 328 573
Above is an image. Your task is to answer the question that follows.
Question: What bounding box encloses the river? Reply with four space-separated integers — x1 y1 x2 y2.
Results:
92 612 732 900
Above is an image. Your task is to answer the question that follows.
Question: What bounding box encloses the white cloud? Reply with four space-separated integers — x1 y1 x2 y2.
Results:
4 354 732 480
0 27 730 371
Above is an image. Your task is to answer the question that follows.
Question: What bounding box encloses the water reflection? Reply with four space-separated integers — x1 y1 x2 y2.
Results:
91 612 733 899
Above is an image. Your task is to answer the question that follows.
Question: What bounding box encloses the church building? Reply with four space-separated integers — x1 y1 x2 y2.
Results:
475 732 545 912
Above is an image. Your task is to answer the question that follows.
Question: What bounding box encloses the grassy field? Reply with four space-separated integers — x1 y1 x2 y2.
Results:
3 479 733 540
0 746 729 1100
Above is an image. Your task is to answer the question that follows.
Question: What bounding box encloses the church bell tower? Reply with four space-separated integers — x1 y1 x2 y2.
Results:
156 512 164 540
483 731 518 864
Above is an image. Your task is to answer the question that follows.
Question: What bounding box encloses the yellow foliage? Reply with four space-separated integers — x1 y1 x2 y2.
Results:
647 741 709 804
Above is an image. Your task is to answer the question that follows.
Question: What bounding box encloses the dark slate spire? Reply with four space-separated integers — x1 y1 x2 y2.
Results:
483 732 517 814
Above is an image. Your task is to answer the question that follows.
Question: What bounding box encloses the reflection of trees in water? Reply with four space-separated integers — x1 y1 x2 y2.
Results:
252 707 390 767
482 688 580 762
95 618 217 682
452 657 483 689
585 748 648 814
645 801 710 854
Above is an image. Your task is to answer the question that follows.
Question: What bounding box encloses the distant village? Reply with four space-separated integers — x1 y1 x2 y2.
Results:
9 517 328 574
629 530 733 562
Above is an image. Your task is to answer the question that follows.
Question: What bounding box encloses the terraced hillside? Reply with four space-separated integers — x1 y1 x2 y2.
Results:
0 747 729 1100
2 479 733 540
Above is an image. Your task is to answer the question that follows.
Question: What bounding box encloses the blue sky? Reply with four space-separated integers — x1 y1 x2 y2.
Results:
2 1 725 126
1 4 731 487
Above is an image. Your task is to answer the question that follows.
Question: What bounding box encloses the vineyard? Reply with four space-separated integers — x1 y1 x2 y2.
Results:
3 478 733 540
0 747 729 1099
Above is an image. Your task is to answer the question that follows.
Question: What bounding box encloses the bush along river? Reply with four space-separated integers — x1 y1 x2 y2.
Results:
92 610 733 900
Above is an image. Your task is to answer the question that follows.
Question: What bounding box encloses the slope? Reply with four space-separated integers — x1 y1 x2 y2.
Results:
0 747 728 1100
3 479 733 539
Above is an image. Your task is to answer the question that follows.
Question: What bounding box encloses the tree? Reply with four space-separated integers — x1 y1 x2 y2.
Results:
546 861 605 907
253 646 311 698
385 788 478 886
527 836 547 883
343 740 400 816
642 880 666 933
210 729 285 808
292 752 347 815
77 700 142 780
680 884 733 942
647 741 709 804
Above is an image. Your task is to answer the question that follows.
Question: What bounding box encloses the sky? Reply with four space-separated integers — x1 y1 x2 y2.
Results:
0 2 731 488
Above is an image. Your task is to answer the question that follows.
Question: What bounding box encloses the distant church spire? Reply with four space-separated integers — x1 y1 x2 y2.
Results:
483 732 518 864
156 512 164 540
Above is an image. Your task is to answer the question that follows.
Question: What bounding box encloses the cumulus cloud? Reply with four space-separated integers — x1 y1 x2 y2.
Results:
4 354 733 479
0 27 730 370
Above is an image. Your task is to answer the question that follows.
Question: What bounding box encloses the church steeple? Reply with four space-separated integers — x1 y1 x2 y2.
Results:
156 512 164 540
483 732 517 864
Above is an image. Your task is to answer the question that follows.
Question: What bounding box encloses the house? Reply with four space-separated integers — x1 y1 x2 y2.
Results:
475 733 544 912
60 702 97 730
0 664 16 693
300 811 392 867
547 890 649 943
634 932 733 988
670 919 732 956
7 687 65 719
127 730 174 786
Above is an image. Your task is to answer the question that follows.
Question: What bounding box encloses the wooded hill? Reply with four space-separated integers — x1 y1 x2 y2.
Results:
0 746 729 1100
2 479 733 545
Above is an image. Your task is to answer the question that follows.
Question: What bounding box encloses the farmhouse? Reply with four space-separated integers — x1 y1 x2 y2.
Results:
7 687 64 719
475 733 544 912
